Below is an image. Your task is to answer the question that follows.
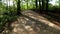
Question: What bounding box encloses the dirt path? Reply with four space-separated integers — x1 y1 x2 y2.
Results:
2 10 60 34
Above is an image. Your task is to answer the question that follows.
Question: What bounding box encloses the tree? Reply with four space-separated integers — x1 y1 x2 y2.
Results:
27 0 28 9
59 0 60 8
46 0 49 11
17 0 21 15
35 0 38 8
42 0 45 11
39 0 41 10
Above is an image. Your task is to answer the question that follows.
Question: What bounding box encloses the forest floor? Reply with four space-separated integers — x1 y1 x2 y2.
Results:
1 10 60 34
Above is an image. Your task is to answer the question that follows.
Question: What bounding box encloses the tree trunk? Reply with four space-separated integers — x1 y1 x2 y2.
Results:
59 0 60 8
35 0 38 8
17 0 21 15
46 0 49 12
27 0 28 9
42 0 44 11
39 0 41 10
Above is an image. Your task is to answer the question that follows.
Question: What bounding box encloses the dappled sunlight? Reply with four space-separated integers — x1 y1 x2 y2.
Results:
0 1 60 32
7 16 39 34
24 25 33 31
1 10 60 34
13 28 17 32
22 10 60 30
49 0 59 6
0 0 60 34
22 10 48 20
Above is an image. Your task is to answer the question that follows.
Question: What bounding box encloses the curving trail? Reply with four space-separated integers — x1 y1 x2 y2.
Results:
1 10 60 34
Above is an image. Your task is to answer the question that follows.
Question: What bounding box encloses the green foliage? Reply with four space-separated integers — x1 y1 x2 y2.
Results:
0 10 18 31
0 14 18 30
0 0 60 32
0 1 18 31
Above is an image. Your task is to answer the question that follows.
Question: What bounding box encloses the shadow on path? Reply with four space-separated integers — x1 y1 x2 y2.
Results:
1 10 60 34
21 14 60 34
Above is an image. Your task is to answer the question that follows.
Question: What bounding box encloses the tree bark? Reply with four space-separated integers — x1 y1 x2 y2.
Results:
39 0 41 10
42 0 44 11
27 0 28 9
46 0 49 11
17 0 21 15
35 0 38 8
59 0 60 8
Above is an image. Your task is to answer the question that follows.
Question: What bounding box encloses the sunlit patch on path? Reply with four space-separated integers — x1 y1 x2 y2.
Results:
2 10 60 34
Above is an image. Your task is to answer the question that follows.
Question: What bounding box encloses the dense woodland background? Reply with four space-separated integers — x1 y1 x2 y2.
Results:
0 0 60 33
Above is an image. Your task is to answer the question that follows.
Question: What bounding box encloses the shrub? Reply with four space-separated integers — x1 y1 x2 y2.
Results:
0 10 18 32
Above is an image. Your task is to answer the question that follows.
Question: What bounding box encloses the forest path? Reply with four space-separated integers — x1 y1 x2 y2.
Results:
2 10 60 34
